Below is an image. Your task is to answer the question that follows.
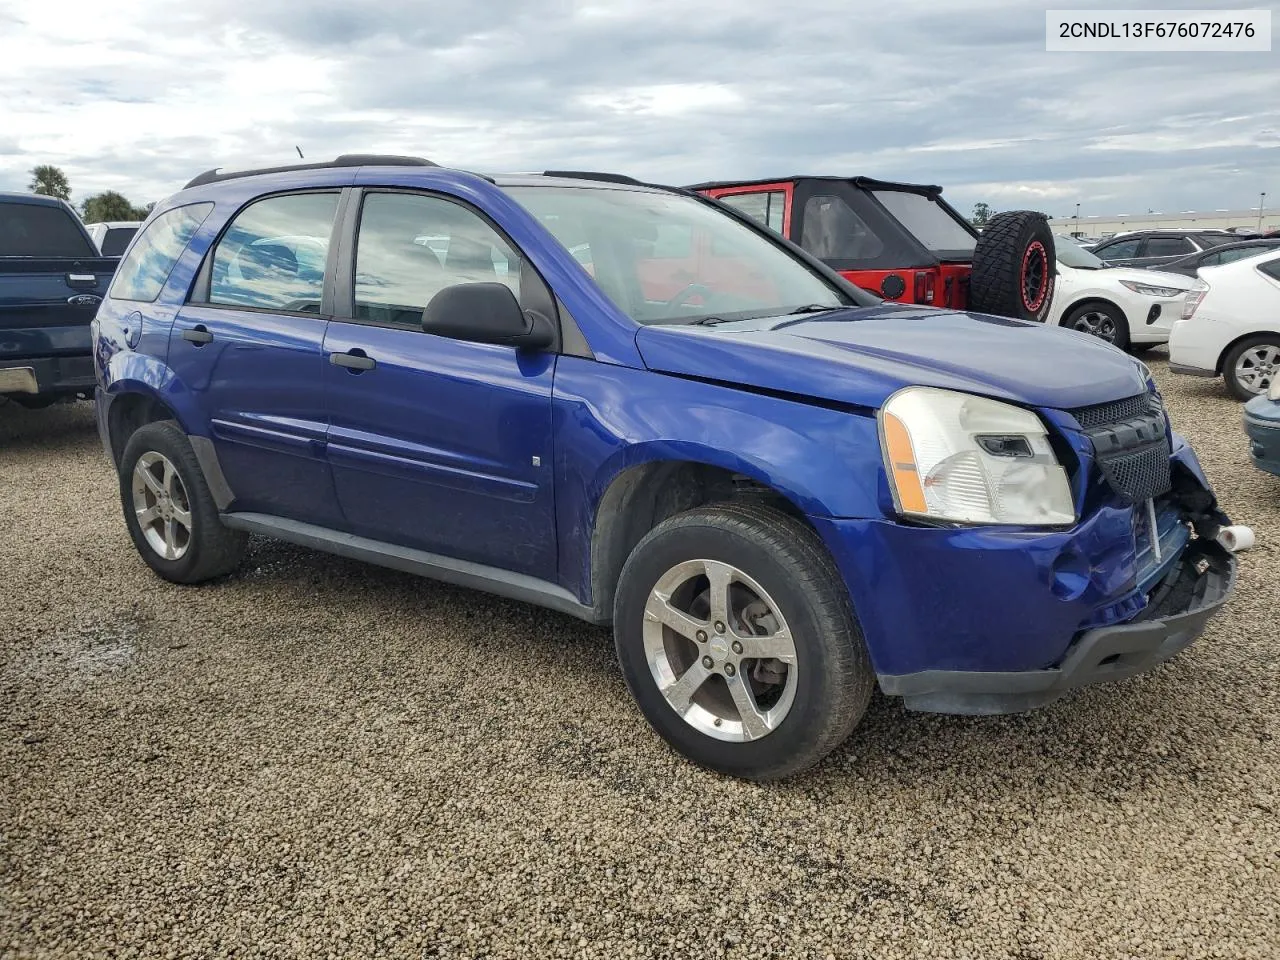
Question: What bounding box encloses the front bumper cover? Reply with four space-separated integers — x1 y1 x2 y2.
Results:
1244 402 1280 477
879 541 1236 715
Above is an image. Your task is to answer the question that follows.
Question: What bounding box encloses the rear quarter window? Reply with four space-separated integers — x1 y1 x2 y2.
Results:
0 202 96 258
108 203 215 302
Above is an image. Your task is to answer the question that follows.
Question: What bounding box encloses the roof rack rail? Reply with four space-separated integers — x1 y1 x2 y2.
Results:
542 170 644 186
184 154 438 190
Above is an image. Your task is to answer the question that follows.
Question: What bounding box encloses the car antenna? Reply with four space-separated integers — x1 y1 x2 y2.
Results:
295 146 304 159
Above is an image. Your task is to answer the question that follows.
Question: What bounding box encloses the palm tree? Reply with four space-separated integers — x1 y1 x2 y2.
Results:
29 165 71 201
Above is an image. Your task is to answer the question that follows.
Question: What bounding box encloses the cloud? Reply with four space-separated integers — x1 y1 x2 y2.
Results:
0 0 1275 220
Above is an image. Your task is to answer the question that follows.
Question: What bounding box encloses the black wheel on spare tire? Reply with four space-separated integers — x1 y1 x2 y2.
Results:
613 501 874 781
969 211 1057 323
119 420 247 584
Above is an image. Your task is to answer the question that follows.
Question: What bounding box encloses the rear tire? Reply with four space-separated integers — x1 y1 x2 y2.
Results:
613 502 873 781
119 420 247 584
969 211 1057 323
1222 335 1280 402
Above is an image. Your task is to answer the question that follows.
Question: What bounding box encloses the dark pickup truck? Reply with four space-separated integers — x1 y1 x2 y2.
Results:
1 192 120 407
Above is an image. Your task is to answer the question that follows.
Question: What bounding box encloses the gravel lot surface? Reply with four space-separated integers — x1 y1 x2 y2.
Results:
2 354 1278 959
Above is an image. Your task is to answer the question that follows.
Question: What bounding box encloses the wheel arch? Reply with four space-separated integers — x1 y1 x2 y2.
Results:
1059 296 1132 336
103 383 186 466
586 452 826 622
1214 328 1280 375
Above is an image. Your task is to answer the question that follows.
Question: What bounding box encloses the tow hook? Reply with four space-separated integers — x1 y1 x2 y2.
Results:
1216 525 1255 553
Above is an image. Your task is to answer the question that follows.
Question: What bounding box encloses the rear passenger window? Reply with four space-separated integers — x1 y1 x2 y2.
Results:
206 193 338 313
109 203 214 302
101 227 139 257
1145 237 1194 257
801 194 884 260
354 192 522 328
1259 258 1280 282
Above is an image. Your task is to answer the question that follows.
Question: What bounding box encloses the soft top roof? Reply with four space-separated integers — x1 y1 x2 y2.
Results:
687 176 945 197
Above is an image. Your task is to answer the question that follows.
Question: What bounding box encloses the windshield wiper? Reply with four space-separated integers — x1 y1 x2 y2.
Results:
784 304 843 315
687 316 741 326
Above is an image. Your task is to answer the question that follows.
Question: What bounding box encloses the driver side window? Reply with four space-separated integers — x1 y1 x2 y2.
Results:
354 192 522 328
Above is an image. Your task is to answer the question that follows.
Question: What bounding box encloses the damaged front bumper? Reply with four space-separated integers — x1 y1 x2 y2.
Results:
815 433 1245 716
879 540 1236 714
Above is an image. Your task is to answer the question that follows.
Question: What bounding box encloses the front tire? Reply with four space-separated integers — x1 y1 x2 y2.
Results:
1063 301 1130 350
1222 335 1280 401
119 420 247 584
613 502 873 781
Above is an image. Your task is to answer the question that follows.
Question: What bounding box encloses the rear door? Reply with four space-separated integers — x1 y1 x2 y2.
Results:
321 188 557 577
170 190 344 525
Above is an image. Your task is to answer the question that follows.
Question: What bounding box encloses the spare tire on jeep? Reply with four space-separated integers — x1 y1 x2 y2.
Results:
968 211 1056 323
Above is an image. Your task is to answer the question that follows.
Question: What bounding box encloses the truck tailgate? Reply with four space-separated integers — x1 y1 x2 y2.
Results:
0 257 118 359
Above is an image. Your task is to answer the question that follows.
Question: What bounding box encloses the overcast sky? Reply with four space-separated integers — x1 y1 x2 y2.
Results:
1 0 1276 219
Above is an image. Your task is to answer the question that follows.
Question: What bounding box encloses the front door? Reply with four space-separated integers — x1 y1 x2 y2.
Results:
170 190 344 525
322 189 557 578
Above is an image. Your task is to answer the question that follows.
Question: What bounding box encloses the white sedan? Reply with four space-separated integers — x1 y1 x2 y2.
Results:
1048 235 1197 351
1168 248 1280 400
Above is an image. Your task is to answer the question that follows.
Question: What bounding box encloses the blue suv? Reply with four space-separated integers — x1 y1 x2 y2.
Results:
93 155 1242 780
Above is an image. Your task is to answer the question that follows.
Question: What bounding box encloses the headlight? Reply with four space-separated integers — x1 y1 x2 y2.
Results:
879 387 1075 526
1119 280 1187 298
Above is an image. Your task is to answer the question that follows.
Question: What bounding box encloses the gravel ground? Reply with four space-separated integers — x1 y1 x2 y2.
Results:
2 354 1278 960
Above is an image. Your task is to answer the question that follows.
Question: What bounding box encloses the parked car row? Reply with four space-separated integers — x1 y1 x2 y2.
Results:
83 153 1250 780
1089 230 1239 269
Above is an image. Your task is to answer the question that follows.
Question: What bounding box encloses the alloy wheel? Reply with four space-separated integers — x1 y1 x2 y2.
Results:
131 451 192 561
642 559 798 742
1233 344 1280 396
1071 309 1118 343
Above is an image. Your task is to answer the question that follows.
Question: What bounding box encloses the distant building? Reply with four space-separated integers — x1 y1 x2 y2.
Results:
1049 208 1279 240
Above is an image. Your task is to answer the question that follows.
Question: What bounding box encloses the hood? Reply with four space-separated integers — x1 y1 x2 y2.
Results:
634 305 1150 411
1098 265 1196 288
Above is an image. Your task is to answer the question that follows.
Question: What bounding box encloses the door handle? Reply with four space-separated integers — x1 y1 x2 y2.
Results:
330 349 376 372
182 325 213 345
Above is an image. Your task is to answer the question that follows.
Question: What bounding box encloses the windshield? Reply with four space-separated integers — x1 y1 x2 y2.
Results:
1054 234 1106 269
871 190 976 257
506 186 861 324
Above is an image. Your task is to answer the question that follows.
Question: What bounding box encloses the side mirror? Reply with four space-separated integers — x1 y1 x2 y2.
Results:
421 281 555 350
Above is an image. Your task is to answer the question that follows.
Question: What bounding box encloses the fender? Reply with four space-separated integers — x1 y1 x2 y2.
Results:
102 352 204 435
550 356 889 603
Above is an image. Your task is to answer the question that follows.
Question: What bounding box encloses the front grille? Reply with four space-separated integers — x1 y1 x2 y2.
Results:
1096 442 1172 504
1070 391 1159 429
1067 391 1172 504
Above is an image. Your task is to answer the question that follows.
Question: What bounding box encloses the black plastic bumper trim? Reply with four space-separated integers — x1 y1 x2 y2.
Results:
1167 362 1216 378
879 542 1237 715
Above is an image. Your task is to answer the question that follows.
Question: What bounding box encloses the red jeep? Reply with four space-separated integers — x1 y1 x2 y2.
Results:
689 176 1056 323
